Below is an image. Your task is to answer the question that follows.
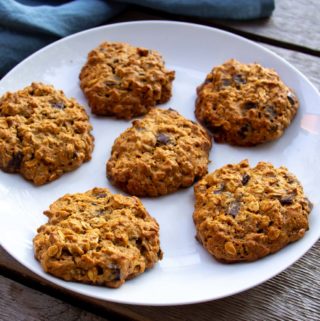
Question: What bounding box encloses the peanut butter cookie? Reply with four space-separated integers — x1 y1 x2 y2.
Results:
195 59 299 146
33 187 162 288
79 42 175 119
193 160 312 262
0 83 94 185
107 108 212 197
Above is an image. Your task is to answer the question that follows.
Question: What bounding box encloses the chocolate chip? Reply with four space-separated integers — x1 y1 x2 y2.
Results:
227 201 240 217
221 79 232 87
156 133 170 146
208 125 222 135
204 77 212 85
96 209 105 215
108 263 121 281
243 102 257 110
280 195 293 205
213 183 225 194
241 174 250 185
157 249 163 259
265 105 277 119
238 123 251 139
193 175 202 183
233 74 246 85
50 101 65 109
97 266 104 275
95 193 107 199
137 48 149 57
7 152 23 171
287 92 296 105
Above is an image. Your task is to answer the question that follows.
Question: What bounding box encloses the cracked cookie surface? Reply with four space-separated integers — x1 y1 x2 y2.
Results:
107 108 212 197
193 160 312 262
80 42 175 119
33 187 162 288
195 59 299 146
0 83 94 185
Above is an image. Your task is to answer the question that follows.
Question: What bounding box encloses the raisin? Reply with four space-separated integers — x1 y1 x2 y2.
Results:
287 92 296 105
213 183 225 194
204 77 212 84
156 133 170 146
221 79 232 87
280 195 293 205
50 101 65 109
97 266 104 275
241 174 250 185
96 209 105 215
233 74 246 85
95 193 107 199
137 48 149 57
7 152 23 171
243 102 257 110
227 201 240 217
209 125 222 135
108 263 121 281
265 105 277 119
238 123 251 139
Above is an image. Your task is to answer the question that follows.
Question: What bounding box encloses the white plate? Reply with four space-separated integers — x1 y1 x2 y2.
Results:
0 21 319 306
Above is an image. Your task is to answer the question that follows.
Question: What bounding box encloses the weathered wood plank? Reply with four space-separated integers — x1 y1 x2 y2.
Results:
0 275 109 321
111 0 320 55
1 241 319 321
221 0 320 52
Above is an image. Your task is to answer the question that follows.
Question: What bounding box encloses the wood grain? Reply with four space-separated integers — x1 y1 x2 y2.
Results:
219 0 320 52
0 275 109 321
111 0 320 55
1 241 319 321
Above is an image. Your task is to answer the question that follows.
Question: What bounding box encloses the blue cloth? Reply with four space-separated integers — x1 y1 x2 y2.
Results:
0 0 275 77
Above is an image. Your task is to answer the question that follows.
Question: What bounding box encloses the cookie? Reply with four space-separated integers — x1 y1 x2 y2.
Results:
107 108 212 197
33 187 162 288
193 160 312 262
0 83 94 185
79 42 175 119
195 59 299 146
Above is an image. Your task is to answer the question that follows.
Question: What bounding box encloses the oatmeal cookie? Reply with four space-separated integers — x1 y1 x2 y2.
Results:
0 83 94 185
107 108 212 197
195 59 299 146
33 187 162 288
79 42 175 119
193 160 312 262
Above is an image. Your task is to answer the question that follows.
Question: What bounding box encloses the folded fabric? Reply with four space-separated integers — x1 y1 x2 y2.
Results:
0 0 275 78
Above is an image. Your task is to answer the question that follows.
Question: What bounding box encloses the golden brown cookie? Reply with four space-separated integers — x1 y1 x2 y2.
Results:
79 42 175 119
0 83 94 185
195 59 299 146
107 108 212 197
33 187 162 288
193 160 312 262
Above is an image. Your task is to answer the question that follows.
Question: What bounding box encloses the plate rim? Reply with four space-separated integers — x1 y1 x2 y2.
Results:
0 20 319 306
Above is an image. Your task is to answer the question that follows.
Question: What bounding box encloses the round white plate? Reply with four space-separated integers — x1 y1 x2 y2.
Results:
0 21 319 306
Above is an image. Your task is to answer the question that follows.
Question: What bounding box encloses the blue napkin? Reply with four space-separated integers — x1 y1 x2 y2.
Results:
0 0 275 77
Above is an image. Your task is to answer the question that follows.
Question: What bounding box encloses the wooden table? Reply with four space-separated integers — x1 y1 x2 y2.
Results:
1 0 319 320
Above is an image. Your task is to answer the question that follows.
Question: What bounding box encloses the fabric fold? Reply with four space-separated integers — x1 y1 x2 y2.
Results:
0 0 275 77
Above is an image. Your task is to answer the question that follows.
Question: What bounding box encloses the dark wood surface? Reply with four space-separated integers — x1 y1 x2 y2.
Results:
1 1 319 320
